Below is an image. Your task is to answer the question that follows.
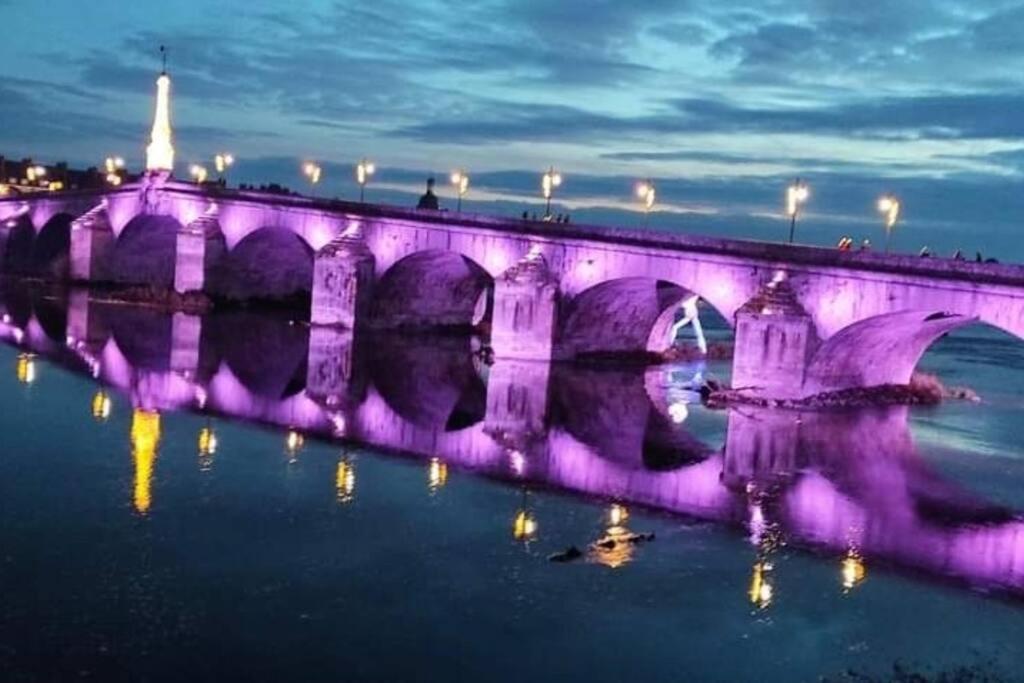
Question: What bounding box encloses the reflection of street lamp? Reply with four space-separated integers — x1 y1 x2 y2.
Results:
450 170 469 212
356 158 375 202
749 560 774 609
198 421 218 471
214 153 235 182
428 457 448 493
16 353 35 384
513 491 538 543
841 548 866 592
786 178 809 243
189 164 208 184
285 430 304 463
636 179 656 226
541 166 562 219
336 453 356 504
92 390 112 421
877 194 901 253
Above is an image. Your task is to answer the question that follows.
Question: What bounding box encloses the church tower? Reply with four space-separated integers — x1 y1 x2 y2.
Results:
145 48 174 173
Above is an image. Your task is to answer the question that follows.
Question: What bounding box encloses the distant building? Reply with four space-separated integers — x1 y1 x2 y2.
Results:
0 156 135 196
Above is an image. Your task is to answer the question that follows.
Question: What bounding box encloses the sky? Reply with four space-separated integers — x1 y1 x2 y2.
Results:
3 0 1024 256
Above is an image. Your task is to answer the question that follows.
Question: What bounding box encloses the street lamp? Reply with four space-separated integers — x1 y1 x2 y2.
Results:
26 165 46 184
302 161 322 191
214 153 235 181
189 164 208 184
786 178 809 243
356 158 375 202
877 194 901 253
636 179 656 226
105 156 125 186
450 170 469 212
541 166 562 219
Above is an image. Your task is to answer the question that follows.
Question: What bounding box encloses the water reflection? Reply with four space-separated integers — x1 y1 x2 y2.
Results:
2 287 1024 599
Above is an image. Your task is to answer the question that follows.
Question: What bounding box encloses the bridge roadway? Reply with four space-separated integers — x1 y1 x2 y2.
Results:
2 290 1023 596
3 175 1024 399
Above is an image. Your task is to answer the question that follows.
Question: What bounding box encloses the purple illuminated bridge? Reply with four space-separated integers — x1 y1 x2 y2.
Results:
3 173 1024 399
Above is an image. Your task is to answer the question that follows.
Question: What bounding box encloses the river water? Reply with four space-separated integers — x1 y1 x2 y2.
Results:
0 286 1022 682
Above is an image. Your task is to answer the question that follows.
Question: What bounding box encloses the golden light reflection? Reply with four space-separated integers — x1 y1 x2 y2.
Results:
592 504 635 569
130 409 161 515
198 423 217 472
336 456 356 504
841 549 866 592
513 509 538 542
91 390 112 421
285 430 305 463
428 457 448 493
16 353 35 384
749 561 774 609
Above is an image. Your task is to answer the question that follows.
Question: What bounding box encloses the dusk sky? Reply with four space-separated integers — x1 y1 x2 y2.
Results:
4 0 1024 252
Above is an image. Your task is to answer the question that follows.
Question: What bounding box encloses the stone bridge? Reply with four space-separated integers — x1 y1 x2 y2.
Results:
3 175 1024 399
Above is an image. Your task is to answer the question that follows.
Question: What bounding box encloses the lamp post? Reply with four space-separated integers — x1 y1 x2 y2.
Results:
356 158 375 202
302 162 322 194
636 179 656 226
189 164 208 185
541 166 562 219
450 170 469 212
214 153 234 183
877 194 900 254
786 178 809 243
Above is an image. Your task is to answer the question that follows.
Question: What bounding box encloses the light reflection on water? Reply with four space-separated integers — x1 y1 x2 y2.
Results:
1 288 1024 680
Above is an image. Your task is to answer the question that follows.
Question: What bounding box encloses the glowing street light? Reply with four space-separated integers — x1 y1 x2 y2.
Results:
302 161 322 190
26 165 46 184
541 166 562 219
786 178 809 243
878 194 901 253
189 164 208 184
356 158 375 202
636 179 656 226
450 170 470 212
105 156 126 187
214 153 235 181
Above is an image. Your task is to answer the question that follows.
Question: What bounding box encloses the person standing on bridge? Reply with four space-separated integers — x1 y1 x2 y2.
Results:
416 177 440 210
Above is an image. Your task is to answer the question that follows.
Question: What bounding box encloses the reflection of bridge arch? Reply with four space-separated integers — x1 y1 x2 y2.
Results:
550 364 717 471
368 334 485 431
372 250 492 329
110 214 183 288
217 226 314 301
210 312 309 399
32 213 73 278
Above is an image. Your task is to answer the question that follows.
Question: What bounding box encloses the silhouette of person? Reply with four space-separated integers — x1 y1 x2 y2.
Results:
417 177 439 210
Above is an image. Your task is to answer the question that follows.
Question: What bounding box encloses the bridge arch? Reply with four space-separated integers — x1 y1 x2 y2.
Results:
109 214 183 288
2 215 35 275
216 226 314 302
32 213 72 279
803 310 990 395
372 249 493 330
558 277 720 360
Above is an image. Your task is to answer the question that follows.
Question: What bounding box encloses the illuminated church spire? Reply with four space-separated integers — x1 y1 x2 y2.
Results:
145 46 174 173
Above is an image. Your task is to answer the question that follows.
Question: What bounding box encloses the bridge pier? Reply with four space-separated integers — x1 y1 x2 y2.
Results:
66 289 109 349
490 251 560 361
174 209 225 294
170 312 204 377
731 276 819 400
310 230 375 327
305 325 367 408
484 359 551 442
69 203 114 283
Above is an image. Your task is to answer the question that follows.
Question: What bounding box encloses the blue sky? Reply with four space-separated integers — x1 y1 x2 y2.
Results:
3 0 1024 254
